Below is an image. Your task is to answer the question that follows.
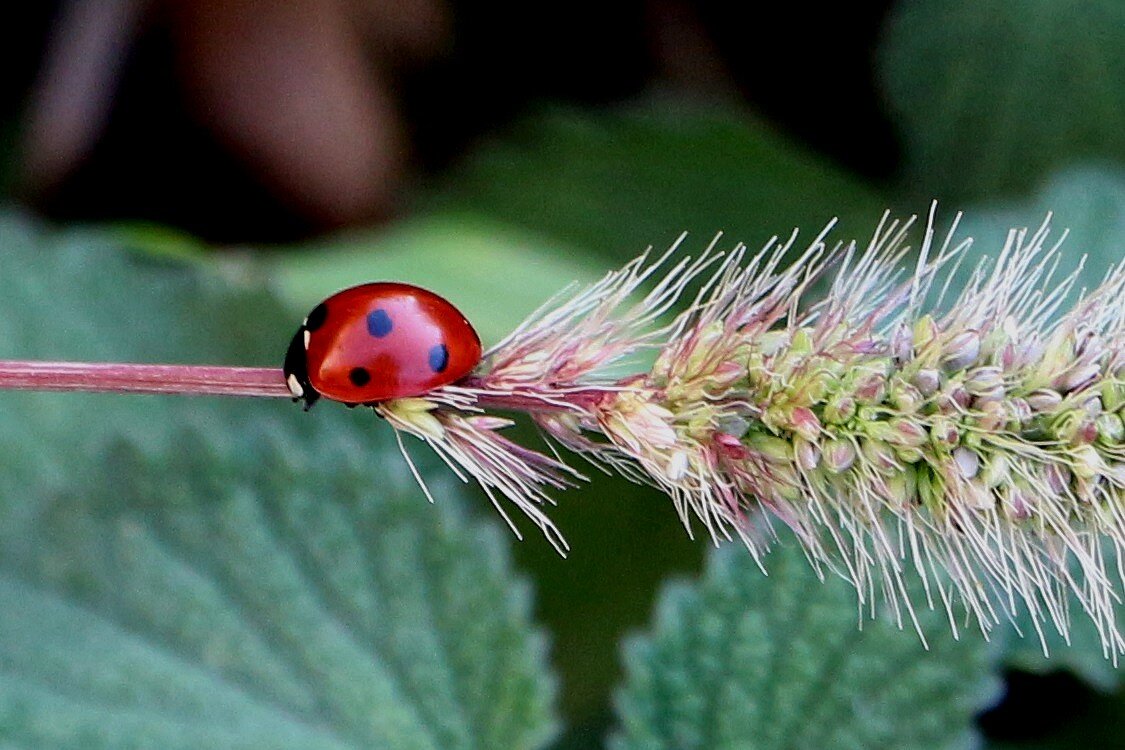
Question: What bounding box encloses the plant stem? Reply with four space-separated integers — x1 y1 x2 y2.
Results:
458 377 606 412
0 360 291 398
0 361 594 413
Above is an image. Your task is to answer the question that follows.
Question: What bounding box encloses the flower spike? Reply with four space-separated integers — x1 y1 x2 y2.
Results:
380 207 1125 656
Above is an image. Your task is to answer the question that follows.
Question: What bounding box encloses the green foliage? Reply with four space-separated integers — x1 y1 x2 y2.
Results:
879 0 1125 202
265 104 890 344
0 420 555 749
424 105 887 261
0 212 556 749
0 215 275 505
956 166 1125 292
1002 613 1122 695
4 124 1125 747
611 542 1001 750
262 213 604 344
4 0 1125 742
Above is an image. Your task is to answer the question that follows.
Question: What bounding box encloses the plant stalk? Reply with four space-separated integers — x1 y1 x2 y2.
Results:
0 360 291 398
0 361 592 412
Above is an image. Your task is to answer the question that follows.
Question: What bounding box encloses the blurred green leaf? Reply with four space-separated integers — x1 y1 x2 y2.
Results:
425 105 888 261
956 166 1125 290
1001 617 1122 695
509 472 703 735
922 167 1125 318
0 211 285 504
265 104 888 356
0 210 557 749
109 221 213 262
261 212 603 345
879 0 1125 201
0 417 556 750
611 541 1001 750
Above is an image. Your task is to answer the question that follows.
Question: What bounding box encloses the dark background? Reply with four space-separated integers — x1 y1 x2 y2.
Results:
4 1 897 242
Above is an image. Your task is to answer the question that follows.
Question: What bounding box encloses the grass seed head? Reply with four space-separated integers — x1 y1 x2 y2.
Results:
384 207 1125 656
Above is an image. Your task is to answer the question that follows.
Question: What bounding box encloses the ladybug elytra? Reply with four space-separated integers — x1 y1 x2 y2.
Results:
284 282 482 409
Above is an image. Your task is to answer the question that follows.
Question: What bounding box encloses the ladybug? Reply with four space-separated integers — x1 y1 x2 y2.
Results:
284 282 482 409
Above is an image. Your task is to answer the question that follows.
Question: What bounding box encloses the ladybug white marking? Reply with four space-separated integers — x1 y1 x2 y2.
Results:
286 373 304 398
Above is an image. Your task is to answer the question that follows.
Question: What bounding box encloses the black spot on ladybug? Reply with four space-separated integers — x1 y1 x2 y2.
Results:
349 367 372 386
305 303 328 332
428 343 449 373
366 309 393 338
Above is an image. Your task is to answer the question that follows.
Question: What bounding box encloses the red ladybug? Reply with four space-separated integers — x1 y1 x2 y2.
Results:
284 282 482 409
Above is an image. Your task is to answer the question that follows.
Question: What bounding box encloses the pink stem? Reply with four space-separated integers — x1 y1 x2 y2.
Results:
0 360 291 398
459 377 604 413
0 362 596 414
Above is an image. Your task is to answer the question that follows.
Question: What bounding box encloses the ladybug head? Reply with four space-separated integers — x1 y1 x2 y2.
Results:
283 328 320 410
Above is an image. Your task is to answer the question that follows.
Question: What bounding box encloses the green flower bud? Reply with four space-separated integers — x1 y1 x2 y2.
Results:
790 327 814 356
894 445 925 464
889 380 923 412
1096 413 1124 446
980 454 1010 488
965 366 1005 401
853 370 889 404
862 419 896 442
745 432 793 464
802 370 832 402
862 438 899 474
887 417 927 448
1101 378 1123 412
824 438 857 473
770 465 804 502
883 468 918 510
917 467 944 512
1051 409 1087 443
794 436 821 471
913 315 939 353
823 394 856 425
1027 388 1063 413
941 331 981 373
929 417 959 450
1070 444 1104 480
746 351 767 386
911 368 941 396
